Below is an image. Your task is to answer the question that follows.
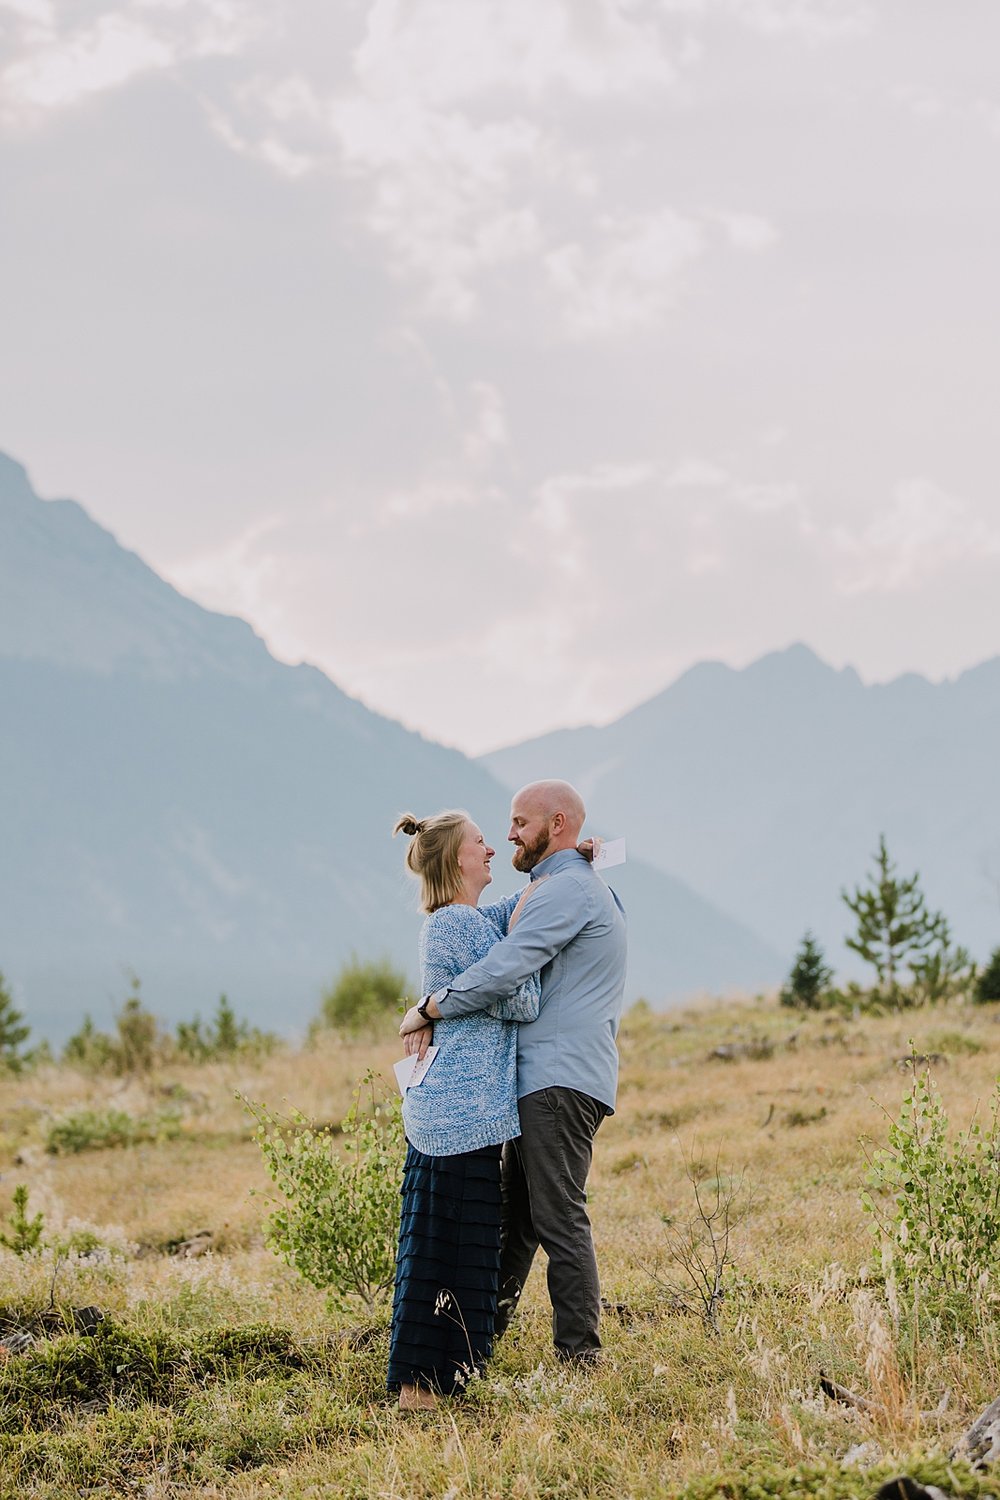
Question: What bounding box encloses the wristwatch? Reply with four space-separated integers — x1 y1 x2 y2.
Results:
417 987 446 1019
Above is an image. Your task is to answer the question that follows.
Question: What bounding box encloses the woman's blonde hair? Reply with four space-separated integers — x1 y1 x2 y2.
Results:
393 809 470 914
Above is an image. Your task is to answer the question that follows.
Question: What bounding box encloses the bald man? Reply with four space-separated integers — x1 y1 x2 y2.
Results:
399 779 628 1363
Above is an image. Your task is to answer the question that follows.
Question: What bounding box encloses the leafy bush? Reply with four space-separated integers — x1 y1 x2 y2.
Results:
862 1058 1000 1303
61 976 168 1075
974 946 1000 1004
779 931 834 1009
46 1107 182 1155
246 1071 404 1312
114 979 160 1073
315 958 408 1035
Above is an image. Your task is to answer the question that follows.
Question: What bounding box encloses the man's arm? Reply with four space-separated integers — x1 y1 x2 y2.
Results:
400 873 591 1033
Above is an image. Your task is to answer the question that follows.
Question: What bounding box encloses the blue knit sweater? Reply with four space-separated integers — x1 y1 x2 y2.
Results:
401 899 540 1157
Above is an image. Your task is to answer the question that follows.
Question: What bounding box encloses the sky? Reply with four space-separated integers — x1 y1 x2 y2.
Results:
2 0 999 755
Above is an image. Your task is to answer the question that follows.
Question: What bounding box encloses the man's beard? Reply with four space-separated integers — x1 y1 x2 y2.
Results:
512 830 551 873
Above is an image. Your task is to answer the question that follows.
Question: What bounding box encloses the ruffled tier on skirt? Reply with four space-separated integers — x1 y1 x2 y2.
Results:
387 1142 503 1395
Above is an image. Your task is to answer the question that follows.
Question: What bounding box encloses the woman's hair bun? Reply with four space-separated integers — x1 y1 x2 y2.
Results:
393 813 424 838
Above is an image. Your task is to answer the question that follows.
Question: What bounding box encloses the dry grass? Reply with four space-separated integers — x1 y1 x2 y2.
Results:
2 997 1000 1498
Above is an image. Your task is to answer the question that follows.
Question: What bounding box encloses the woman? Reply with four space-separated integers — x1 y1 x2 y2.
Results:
387 808 540 1412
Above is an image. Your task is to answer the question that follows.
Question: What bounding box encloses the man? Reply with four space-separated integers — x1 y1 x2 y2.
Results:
399 779 627 1362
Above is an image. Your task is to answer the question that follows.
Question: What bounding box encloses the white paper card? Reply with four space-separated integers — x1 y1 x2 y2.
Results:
393 1045 439 1094
592 836 626 871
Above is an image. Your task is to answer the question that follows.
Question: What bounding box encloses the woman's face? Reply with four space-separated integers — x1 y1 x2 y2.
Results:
457 820 496 902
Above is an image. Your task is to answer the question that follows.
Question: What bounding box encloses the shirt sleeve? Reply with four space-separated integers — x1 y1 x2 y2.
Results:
435 874 592 1018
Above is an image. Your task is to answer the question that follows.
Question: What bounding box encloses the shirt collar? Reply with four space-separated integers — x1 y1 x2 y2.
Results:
529 847 586 881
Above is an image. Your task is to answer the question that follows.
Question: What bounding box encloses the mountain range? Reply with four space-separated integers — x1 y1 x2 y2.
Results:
0 453 780 1038
482 646 1000 972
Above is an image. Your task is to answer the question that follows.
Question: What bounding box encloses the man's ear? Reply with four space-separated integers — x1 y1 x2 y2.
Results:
550 811 566 836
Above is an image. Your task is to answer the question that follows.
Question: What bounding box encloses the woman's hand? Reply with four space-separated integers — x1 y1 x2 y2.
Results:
400 1004 428 1036
577 837 599 862
403 1025 433 1059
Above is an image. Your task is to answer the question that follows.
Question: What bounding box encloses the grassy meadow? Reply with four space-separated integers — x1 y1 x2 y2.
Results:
3 995 1000 1499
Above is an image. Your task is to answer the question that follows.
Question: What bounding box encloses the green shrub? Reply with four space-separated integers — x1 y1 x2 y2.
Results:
114 978 160 1073
862 1057 1000 1303
46 1107 181 1155
315 958 408 1035
175 995 279 1062
61 1015 118 1072
246 1071 404 1312
61 976 168 1075
974 946 1000 1004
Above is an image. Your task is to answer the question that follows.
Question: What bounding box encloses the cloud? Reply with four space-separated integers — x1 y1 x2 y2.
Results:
0 0 261 125
0 0 779 330
832 480 1000 594
544 210 706 338
716 211 779 253
661 0 874 44
464 381 510 467
351 0 679 107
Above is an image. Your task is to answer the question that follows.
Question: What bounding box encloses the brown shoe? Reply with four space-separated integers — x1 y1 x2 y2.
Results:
398 1383 438 1412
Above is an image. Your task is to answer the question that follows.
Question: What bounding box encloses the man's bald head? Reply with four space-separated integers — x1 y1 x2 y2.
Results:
508 779 587 873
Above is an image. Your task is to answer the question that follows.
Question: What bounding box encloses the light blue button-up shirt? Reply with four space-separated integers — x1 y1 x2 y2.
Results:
433 848 628 1113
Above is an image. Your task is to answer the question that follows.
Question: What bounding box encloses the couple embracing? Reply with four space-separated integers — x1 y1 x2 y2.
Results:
388 779 628 1411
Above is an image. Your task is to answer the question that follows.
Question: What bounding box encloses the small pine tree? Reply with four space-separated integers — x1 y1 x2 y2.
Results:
910 913 975 1003
842 835 940 1004
212 995 242 1055
175 1016 210 1061
0 1184 44 1254
780 931 834 1009
975 947 1000 1005
0 971 31 1073
62 1015 117 1073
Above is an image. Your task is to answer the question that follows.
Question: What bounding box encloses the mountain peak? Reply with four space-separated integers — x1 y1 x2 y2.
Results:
0 451 279 684
0 451 37 506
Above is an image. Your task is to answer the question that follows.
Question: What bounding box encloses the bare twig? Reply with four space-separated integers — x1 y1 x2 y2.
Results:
640 1147 751 1335
820 1371 951 1424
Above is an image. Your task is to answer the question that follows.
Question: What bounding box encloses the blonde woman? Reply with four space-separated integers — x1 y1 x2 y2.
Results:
388 809 540 1411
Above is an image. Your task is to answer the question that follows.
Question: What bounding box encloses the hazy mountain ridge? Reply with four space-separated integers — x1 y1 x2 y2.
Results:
481 645 1000 970
0 453 781 1035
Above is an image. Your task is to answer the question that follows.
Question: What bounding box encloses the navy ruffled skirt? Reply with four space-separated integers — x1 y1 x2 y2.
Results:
386 1142 503 1396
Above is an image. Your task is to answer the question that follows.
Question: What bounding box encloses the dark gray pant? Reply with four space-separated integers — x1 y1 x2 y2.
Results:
495 1086 606 1360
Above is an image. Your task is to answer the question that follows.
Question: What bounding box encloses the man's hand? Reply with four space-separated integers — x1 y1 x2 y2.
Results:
403 1024 433 1060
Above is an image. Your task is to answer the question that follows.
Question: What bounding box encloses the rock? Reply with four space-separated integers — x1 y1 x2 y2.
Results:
71 1305 106 1335
0 1328 36 1357
951 1391 1000 1469
873 1479 954 1500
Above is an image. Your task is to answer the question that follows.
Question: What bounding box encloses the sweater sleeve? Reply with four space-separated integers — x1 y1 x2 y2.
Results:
485 973 540 1024
419 905 517 995
477 892 522 940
